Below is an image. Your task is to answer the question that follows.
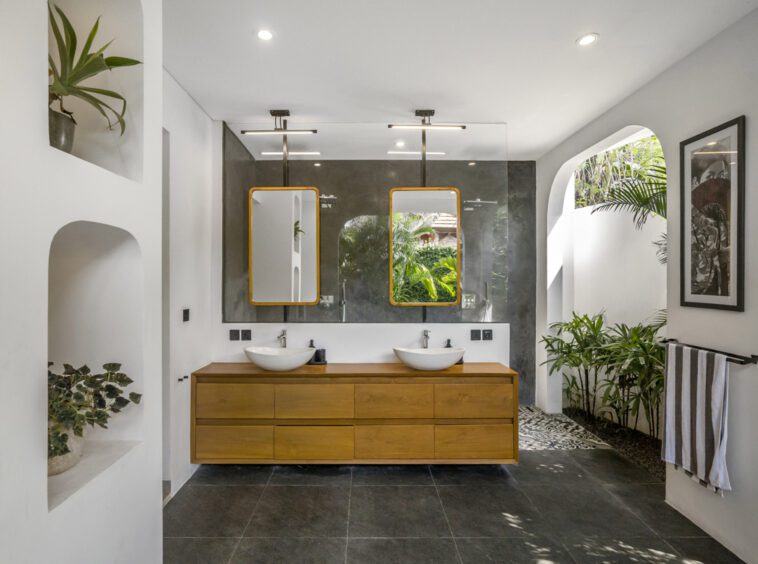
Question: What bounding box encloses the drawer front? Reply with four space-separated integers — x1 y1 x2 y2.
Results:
355 384 433 419
355 425 434 459
195 425 273 459
435 424 514 459
434 384 513 418
274 426 354 459
196 383 274 419
275 384 354 419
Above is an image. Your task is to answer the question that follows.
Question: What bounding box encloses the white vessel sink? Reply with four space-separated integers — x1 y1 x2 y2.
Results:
244 347 315 371
393 347 465 371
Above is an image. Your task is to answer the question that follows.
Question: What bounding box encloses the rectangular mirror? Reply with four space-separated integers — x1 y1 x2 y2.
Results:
389 187 461 306
249 187 320 305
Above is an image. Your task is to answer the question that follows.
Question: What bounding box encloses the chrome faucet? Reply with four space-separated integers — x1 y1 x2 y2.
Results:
422 329 431 349
277 329 287 348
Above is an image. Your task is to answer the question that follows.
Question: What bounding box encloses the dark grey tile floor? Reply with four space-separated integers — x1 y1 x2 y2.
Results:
163 451 744 563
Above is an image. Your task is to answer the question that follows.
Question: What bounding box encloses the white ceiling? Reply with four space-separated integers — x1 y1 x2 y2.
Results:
164 0 758 160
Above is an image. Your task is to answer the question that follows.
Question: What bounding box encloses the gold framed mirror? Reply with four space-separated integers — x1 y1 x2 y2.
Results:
389 187 461 306
248 186 320 305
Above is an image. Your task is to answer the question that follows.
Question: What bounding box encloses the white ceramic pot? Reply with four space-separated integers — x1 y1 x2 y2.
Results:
48 432 85 476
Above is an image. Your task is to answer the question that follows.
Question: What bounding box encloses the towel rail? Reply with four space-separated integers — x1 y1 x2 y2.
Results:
660 338 758 366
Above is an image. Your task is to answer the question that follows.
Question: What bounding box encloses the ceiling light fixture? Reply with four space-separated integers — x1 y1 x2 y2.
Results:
576 33 599 47
387 150 445 156
388 109 466 130
314 162 322 167
241 110 317 136
257 29 273 41
468 162 476 166
261 151 321 156
395 140 406 148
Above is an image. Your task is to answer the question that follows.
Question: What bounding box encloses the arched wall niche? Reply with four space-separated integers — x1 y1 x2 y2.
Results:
47 0 144 181
48 220 144 442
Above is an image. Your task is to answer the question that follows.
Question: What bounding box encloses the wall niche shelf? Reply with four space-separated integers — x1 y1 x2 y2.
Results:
47 0 144 181
48 440 139 511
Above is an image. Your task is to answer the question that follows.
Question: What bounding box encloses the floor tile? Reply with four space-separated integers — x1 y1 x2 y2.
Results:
244 486 349 538
269 464 352 486
163 485 263 538
506 451 588 484
430 464 515 485
349 485 450 538
570 448 661 484
666 537 744 563
567 538 683 563
232 537 346 564
351 465 433 485
457 537 574 563
347 538 459 564
188 464 273 485
438 484 549 539
604 483 706 538
163 538 239 564
521 481 654 540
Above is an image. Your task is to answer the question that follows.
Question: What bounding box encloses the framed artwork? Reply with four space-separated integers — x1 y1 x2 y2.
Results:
680 116 745 311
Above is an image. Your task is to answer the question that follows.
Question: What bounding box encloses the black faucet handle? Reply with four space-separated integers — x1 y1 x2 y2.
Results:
309 339 315 348
444 338 452 348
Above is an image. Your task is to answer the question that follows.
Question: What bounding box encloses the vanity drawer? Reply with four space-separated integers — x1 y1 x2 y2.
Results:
275 384 354 418
434 384 514 418
355 425 434 459
355 384 433 418
195 425 273 459
435 424 514 459
196 383 274 419
274 426 354 459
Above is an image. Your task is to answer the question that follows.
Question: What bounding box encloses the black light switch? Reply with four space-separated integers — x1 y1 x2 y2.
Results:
471 329 481 341
229 329 240 341
483 329 493 341
241 329 252 341
182 308 190 322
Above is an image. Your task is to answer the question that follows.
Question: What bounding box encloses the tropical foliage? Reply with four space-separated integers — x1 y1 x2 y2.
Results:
541 312 666 438
48 3 141 134
48 362 141 458
391 213 458 303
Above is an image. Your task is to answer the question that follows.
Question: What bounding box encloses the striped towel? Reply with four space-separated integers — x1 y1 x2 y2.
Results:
662 343 731 492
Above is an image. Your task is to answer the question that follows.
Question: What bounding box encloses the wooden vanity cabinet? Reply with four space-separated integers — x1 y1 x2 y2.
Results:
191 362 518 464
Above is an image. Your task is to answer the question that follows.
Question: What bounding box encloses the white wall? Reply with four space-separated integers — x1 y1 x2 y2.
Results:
0 1 163 562
536 10 758 561
571 206 666 326
162 70 214 494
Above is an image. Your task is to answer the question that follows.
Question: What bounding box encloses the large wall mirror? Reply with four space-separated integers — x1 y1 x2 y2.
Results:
249 187 320 305
389 187 461 306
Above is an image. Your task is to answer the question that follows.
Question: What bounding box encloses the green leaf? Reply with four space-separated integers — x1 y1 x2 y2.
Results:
48 4 69 79
79 16 100 65
104 56 141 68
103 362 121 372
129 392 142 404
54 5 77 74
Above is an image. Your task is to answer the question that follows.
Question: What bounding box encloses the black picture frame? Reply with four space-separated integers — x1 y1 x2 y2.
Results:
680 116 745 311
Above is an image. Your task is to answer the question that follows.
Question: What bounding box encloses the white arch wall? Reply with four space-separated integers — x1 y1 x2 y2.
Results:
0 1 163 562
536 10 758 561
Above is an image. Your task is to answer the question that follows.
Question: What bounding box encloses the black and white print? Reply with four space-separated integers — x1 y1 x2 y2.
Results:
680 116 745 311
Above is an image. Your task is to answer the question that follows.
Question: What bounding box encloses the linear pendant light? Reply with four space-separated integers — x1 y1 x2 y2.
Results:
240 110 318 135
261 151 321 156
388 109 466 130
387 150 445 156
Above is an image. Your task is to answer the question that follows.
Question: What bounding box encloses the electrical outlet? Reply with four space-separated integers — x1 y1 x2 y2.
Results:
483 329 493 341
229 329 240 341
462 294 476 309
470 329 481 341
241 329 252 341
182 308 190 322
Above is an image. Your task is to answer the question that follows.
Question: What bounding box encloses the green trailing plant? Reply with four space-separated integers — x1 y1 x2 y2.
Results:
48 3 141 134
540 312 609 420
293 220 305 242
48 362 141 458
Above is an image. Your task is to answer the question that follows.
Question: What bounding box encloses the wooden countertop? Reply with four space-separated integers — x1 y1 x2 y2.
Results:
193 362 516 378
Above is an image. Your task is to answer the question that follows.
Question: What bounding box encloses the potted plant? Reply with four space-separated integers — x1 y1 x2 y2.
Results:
48 3 141 153
48 362 141 476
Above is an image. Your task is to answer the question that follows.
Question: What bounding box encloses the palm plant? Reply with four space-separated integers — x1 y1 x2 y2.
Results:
48 3 141 134
541 312 609 420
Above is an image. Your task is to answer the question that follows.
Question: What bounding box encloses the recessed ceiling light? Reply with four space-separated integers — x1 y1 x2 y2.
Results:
257 29 273 41
314 162 321 167
707 141 718 146
395 140 406 148
468 162 476 166
576 33 599 47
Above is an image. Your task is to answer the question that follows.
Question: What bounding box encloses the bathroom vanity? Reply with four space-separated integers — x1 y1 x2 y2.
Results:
191 362 518 464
